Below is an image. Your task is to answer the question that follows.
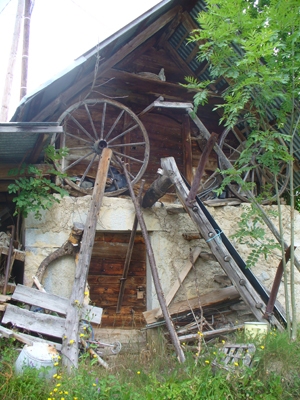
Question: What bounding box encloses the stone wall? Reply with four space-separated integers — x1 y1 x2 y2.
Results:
24 195 300 318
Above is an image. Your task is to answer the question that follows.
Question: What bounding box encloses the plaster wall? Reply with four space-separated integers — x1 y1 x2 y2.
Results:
24 195 300 318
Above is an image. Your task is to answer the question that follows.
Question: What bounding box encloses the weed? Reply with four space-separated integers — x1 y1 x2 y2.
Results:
1 328 300 399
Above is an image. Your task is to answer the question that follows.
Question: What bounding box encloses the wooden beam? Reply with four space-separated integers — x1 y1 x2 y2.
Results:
101 69 199 102
119 158 185 363
61 148 112 372
31 6 181 122
153 247 201 319
161 156 283 329
143 285 240 325
0 164 51 179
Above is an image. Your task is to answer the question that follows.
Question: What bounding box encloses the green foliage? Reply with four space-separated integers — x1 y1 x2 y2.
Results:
1 328 300 399
7 146 69 220
231 203 280 267
186 0 300 189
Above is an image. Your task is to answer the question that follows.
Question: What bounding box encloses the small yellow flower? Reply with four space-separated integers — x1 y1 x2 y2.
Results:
74 299 79 304
74 397 78 400
80 333 85 337
58 356 61 360
56 383 61 387
182 342 186 346
48 398 52 400
54 388 58 392
54 362 59 366
83 326 87 330
221 340 225 344
234 362 239 366
213 352 216 355
93 354 97 358
64 392 69 395
53 374 57 378
63 335 67 340
61 398 65 400
198 331 203 336
93 383 97 387
84 291 89 296
50 393 53 396
56 375 61 379
137 371 141 374
69 339 75 344
205 360 210 364
195 352 199 356
260 345 265 350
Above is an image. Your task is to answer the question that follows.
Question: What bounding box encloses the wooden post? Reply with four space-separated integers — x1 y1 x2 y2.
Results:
0 0 24 121
20 0 34 100
118 158 186 363
61 148 112 372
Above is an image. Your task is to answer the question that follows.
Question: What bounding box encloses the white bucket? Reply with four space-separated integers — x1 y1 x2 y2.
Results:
244 321 268 339
15 342 59 379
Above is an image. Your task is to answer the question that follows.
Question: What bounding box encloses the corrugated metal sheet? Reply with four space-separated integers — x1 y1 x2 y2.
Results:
0 123 62 164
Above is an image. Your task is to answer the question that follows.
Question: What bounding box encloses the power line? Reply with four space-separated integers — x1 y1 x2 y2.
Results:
0 0 13 15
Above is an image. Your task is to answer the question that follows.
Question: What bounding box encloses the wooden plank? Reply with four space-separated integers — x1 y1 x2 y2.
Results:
0 294 11 302
11 284 102 324
0 326 62 350
154 100 193 109
160 156 282 327
31 6 181 122
0 247 25 261
144 286 240 325
2 304 65 338
62 148 112 371
178 324 244 342
153 247 201 318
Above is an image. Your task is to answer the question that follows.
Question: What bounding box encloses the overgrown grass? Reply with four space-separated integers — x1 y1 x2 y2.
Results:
1 328 300 399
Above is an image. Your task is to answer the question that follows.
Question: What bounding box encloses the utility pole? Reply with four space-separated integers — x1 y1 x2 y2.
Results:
0 0 24 121
20 0 34 100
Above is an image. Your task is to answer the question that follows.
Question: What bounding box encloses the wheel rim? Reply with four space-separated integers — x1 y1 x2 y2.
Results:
54 99 150 196
218 126 289 204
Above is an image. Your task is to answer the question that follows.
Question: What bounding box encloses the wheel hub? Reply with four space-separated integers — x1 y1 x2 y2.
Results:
94 139 108 154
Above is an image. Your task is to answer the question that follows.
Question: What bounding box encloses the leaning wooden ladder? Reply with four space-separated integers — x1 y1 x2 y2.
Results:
160 157 284 330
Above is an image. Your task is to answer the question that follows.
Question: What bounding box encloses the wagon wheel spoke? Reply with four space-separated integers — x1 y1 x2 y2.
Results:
84 103 98 140
107 124 139 145
100 102 107 140
105 110 125 141
64 150 95 172
55 98 149 196
218 125 289 204
67 113 95 142
65 131 94 145
109 142 146 148
78 153 99 187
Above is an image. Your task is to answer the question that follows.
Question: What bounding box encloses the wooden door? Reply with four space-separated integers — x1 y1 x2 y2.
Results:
89 232 146 328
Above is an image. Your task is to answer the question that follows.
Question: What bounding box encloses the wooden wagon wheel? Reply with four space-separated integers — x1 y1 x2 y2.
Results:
54 99 150 196
218 126 290 204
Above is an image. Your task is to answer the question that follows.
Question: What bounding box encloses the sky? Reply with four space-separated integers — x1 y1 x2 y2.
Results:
0 0 162 120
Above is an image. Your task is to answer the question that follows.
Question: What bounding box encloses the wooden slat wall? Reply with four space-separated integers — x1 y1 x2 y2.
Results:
89 232 146 328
